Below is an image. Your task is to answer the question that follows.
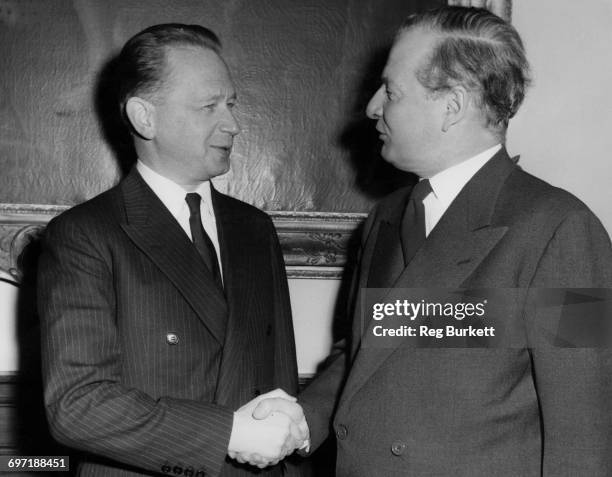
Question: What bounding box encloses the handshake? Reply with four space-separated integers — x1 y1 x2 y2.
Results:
227 389 309 468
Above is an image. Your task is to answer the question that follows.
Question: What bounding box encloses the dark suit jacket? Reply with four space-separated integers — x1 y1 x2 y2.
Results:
300 149 612 476
38 169 300 477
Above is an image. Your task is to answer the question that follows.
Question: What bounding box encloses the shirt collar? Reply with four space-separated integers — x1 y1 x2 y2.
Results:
427 144 502 206
136 160 213 218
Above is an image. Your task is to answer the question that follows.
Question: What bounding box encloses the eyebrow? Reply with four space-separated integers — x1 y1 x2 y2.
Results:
200 92 237 102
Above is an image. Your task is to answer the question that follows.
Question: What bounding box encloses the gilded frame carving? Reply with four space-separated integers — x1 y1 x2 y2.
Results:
0 204 365 282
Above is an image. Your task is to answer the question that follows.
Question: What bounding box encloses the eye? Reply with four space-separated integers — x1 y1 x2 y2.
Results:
202 103 216 111
227 100 236 109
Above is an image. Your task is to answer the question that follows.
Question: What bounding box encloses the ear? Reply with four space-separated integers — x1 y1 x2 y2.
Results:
125 97 156 140
441 85 468 132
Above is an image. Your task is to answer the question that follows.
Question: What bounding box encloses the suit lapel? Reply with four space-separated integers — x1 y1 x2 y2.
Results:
119 170 228 344
210 188 259 404
349 192 408 359
365 190 411 290
342 149 516 405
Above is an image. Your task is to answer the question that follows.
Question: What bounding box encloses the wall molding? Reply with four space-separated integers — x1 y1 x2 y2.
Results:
0 203 366 281
270 211 365 278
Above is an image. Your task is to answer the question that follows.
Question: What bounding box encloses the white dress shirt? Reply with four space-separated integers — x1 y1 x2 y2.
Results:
136 160 223 280
423 144 502 237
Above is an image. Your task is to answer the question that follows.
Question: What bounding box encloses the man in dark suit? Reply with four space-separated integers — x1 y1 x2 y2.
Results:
255 6 612 476
38 24 307 477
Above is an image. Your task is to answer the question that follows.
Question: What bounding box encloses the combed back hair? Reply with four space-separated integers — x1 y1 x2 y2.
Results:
399 6 531 134
116 23 221 125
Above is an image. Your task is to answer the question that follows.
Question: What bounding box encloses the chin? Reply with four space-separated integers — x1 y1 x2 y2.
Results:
381 151 401 168
203 159 231 180
212 164 231 179
380 144 399 162
384 154 418 175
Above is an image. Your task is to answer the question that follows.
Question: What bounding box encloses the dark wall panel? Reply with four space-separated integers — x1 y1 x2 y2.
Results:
0 0 442 211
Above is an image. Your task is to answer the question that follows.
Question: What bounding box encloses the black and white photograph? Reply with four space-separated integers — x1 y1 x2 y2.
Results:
1 0 611 476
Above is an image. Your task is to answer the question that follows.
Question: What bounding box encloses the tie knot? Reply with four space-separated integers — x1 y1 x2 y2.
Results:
185 193 202 215
410 179 432 202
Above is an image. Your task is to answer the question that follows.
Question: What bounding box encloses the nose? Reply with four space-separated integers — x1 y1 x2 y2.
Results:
221 107 240 136
366 86 384 120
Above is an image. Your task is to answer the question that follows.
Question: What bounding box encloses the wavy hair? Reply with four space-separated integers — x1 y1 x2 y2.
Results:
399 7 531 134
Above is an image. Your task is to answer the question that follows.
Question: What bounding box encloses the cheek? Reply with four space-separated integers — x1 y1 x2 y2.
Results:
159 117 189 146
174 114 189 131
180 121 210 150
384 107 409 140
383 103 410 132
195 116 217 142
170 110 205 140
381 104 395 127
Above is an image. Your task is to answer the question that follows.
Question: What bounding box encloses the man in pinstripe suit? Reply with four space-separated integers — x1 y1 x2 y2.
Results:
38 24 306 477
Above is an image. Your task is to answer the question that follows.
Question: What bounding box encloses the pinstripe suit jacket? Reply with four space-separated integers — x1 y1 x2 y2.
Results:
38 169 300 477
300 149 612 476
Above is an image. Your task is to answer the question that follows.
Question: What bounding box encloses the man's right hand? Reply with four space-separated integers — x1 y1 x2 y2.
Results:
252 396 310 453
227 389 307 468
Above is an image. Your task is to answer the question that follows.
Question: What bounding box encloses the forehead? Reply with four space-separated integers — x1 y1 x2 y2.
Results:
163 45 234 94
383 27 438 83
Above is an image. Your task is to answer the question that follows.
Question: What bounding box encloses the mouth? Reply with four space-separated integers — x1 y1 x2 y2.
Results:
211 145 232 153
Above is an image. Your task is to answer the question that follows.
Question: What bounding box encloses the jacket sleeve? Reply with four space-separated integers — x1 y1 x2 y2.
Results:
38 215 234 477
266 218 310 476
526 209 612 475
268 218 299 396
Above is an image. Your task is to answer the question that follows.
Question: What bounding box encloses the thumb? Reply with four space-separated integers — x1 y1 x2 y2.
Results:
253 398 304 421
252 399 275 420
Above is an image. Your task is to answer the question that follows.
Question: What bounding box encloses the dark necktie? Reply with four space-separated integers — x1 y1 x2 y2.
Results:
400 179 432 266
185 192 223 288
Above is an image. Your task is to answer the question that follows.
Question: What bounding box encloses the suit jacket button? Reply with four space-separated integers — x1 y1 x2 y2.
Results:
166 333 179 345
391 441 407 456
336 424 348 440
